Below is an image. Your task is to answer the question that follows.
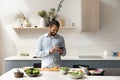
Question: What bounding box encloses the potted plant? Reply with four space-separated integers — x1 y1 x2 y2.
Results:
15 11 31 27
16 11 26 20
49 0 64 20
47 0 64 27
48 8 57 21
38 10 47 27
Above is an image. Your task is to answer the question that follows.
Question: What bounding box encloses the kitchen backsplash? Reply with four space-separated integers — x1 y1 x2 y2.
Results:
16 44 120 57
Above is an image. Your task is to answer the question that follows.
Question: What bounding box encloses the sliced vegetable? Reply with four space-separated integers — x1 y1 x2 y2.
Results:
24 68 40 74
60 67 69 71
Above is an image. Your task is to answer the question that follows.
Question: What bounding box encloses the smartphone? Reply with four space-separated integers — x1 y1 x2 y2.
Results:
60 47 64 49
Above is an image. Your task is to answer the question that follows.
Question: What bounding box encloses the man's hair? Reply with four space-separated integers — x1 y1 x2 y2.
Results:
49 20 60 28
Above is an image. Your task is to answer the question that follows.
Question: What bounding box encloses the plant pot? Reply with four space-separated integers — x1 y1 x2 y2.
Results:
47 17 50 27
23 19 31 27
40 17 45 27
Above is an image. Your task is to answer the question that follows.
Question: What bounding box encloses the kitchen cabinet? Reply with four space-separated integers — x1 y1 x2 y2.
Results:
5 60 120 72
81 0 100 32
5 56 120 72
61 60 120 68
29 60 41 67
5 60 41 72
5 60 30 72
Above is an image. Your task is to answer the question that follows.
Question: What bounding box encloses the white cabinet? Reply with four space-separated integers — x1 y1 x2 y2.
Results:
81 0 100 32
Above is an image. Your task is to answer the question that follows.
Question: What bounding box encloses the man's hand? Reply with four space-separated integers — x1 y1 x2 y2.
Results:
58 49 63 55
49 46 59 54
49 46 64 54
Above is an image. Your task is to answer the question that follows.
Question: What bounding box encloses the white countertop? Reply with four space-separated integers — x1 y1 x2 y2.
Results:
0 68 120 80
5 56 120 61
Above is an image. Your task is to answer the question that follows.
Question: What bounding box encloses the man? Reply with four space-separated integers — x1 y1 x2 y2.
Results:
36 20 66 68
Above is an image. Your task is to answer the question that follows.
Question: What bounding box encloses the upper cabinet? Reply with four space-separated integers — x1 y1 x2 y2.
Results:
81 0 100 32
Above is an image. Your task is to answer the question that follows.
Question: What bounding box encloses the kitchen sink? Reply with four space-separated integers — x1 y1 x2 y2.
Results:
78 55 103 58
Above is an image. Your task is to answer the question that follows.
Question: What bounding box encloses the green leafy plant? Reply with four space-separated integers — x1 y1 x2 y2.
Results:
15 11 26 20
38 10 47 18
57 0 64 13
48 0 64 20
48 8 58 19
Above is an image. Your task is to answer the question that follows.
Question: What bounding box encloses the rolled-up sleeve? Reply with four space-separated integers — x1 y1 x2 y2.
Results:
61 37 66 56
36 36 50 58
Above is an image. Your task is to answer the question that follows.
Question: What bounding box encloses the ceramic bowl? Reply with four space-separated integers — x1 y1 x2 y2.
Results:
67 72 83 79
60 70 69 75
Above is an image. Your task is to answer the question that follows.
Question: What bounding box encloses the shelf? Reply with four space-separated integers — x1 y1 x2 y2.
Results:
13 27 78 39
13 27 77 30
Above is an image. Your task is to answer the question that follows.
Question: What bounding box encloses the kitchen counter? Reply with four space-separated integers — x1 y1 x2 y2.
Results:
0 68 120 80
5 56 120 72
5 56 120 61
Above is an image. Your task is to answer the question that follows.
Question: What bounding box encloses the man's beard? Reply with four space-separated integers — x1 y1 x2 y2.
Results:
50 31 56 36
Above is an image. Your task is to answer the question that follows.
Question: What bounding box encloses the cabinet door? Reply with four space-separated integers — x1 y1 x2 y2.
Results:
29 60 41 68
81 0 100 32
5 60 30 72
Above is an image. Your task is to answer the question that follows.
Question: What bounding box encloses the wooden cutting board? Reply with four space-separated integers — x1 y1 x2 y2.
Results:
40 67 60 71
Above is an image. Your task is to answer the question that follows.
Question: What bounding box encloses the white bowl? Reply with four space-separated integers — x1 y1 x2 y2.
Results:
89 68 104 75
67 72 83 79
60 70 69 75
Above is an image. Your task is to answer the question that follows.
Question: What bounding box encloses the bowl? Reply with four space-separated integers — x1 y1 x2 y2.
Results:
60 70 69 75
88 68 104 75
67 71 84 79
14 72 24 78
24 68 40 77
27 73 39 77
60 67 69 75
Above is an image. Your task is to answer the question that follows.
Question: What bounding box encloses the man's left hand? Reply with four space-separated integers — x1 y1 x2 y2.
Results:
58 49 63 55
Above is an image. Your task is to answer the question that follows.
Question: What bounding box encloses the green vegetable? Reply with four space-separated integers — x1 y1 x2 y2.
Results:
24 68 40 74
70 71 83 76
60 67 69 71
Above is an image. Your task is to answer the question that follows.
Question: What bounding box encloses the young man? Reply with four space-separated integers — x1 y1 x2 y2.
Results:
36 20 66 68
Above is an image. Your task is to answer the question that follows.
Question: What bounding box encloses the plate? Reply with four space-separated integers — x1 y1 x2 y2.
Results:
88 68 104 75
